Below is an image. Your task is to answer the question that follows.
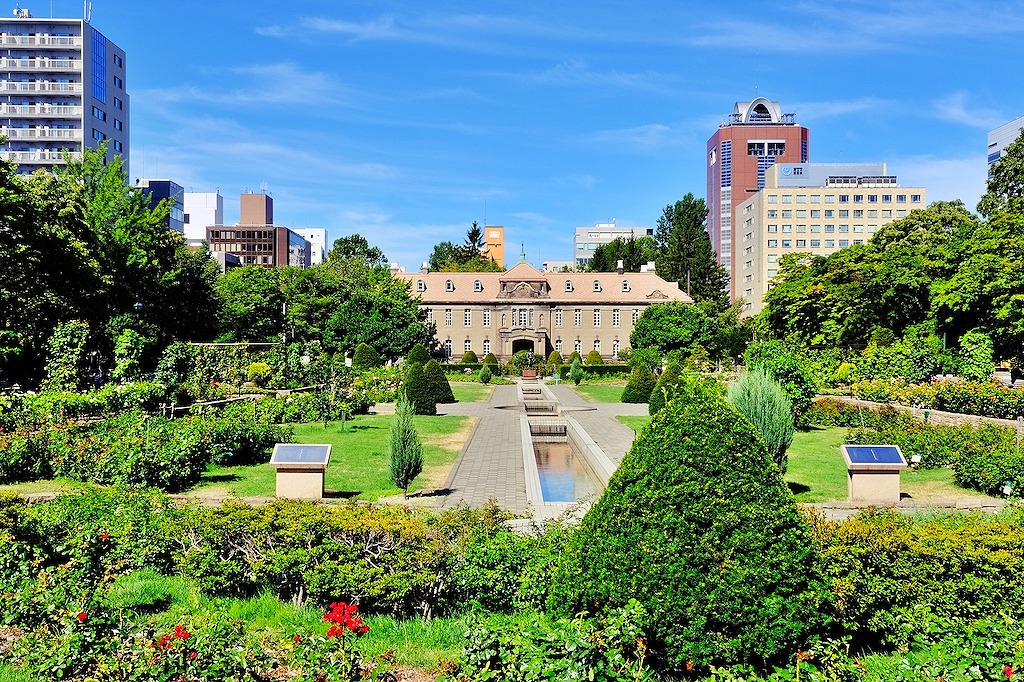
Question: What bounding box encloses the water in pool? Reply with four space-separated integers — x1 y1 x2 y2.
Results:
534 441 600 502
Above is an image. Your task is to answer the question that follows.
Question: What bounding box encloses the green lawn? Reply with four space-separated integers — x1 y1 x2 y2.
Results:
617 415 650 433
451 382 493 403
194 413 471 500
571 383 627 403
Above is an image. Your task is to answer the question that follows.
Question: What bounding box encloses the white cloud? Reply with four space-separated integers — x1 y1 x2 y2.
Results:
932 92 1006 130
789 97 889 121
591 124 681 151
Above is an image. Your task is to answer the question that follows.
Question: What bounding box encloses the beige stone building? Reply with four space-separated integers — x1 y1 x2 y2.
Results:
738 163 926 316
395 261 692 362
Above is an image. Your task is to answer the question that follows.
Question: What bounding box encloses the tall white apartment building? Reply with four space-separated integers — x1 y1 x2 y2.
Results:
736 162 926 316
0 9 128 174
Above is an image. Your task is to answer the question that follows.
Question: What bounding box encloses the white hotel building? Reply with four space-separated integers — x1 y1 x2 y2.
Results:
0 10 128 174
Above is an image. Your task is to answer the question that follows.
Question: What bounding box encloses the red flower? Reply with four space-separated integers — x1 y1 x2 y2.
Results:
293 635 302 643
77 611 88 623
100 532 110 541
158 634 172 649
326 625 344 638
173 625 191 640
1005 666 1013 680
189 651 197 660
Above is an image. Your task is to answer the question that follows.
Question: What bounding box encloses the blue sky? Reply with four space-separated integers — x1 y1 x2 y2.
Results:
68 0 1024 268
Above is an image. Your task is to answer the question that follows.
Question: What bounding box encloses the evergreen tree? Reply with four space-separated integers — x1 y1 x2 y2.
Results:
654 194 729 311
727 369 795 473
388 393 423 498
402 362 435 415
351 342 383 370
407 343 430 365
648 359 682 415
585 350 604 365
621 364 656 403
423 358 456 404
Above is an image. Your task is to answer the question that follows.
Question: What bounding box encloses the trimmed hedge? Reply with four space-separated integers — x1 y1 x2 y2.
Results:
424 358 456 404
551 385 826 673
620 365 655 403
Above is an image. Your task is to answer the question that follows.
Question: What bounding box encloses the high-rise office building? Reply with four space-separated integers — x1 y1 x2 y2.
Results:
294 228 328 265
987 115 1024 176
707 98 808 302
0 9 128 174
206 191 312 268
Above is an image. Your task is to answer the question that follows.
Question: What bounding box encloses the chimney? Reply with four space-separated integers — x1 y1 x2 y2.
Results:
421 261 429 274
616 259 624 275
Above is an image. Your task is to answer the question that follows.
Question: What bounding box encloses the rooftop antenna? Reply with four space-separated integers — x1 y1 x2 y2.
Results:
754 51 759 96
84 1 92 22
483 200 487 227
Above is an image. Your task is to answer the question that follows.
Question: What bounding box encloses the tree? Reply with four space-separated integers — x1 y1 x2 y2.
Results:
550 383 825 673
569 357 583 385
322 270 430 359
654 194 729 310
727 370 795 474
423 358 456 404
327 234 386 266
620 364 655 403
402 362 435 416
585 350 603 365
957 329 995 382
648 358 681 415
460 350 478 364
215 267 285 342
388 393 423 498
587 235 658 273
351 343 383 371
978 128 1024 219
630 302 715 357
112 328 148 382
407 344 430 365
44 320 91 391
460 221 486 261
745 341 817 423
427 223 503 272
428 241 459 271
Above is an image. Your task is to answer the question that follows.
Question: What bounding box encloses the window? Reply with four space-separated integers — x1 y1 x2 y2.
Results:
612 309 620 327
555 309 563 327
744 274 752 282
745 260 753 268
810 239 820 247
781 196 792 204
445 279 454 292
868 195 878 203
91 106 105 121
810 195 821 203
825 240 835 248
839 195 849 203
519 309 528 326
825 225 835 233
473 279 482 292
853 225 864 233
782 240 792 248
593 309 601 326
782 225 792 233
825 209 835 217
114 119 122 131
882 194 892 202
796 239 806 247
632 309 640 324
464 339 472 353
592 280 601 292
896 194 907 203
113 54 123 68
839 240 850 248
483 309 491 327
796 195 807 204
113 75 123 89
574 309 581 327
767 240 778 248
745 231 753 241
867 210 878 218
113 140 122 152
574 339 582 354
767 210 778 218
555 339 562 353
882 210 892 218
621 280 629 292
416 280 426 292
464 309 472 326
483 339 491 355
443 339 452 358
839 225 850 233
854 240 864 245
824 195 836 203
795 210 806 218
767 195 778 204
612 339 620 355
564 280 573 292
425 309 433 324
796 224 807 232
839 210 849 218
810 225 821 233
782 210 792 218
92 129 106 141
594 339 602 354
853 194 863 203
911 194 922 203
444 309 452 326
768 225 779 233
114 97 122 110
767 254 778 263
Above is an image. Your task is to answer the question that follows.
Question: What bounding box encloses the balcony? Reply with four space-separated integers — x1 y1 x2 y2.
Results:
0 149 80 163
0 34 83 48
0 104 81 118
1 127 82 141
0 81 82 94
0 58 83 72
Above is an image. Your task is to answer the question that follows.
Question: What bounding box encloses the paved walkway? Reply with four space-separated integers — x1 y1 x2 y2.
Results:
434 383 645 512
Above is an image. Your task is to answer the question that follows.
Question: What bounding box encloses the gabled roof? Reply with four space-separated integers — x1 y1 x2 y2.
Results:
396 265 692 305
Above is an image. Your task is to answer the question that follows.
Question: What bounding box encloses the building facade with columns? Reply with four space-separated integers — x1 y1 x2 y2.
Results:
395 261 692 362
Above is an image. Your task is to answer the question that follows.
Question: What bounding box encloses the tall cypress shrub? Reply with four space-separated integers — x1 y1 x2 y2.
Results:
621 364 655 403
407 344 430 365
402 363 435 416
727 369 795 473
388 393 423 497
648 359 682 415
351 343 383 371
550 385 825 674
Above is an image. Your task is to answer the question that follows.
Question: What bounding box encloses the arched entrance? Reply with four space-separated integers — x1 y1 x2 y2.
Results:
512 339 535 356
